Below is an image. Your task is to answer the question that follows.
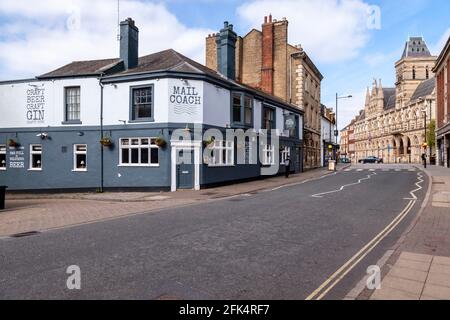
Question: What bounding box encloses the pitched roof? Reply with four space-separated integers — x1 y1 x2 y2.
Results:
383 88 396 110
410 78 435 101
401 37 432 59
38 58 121 78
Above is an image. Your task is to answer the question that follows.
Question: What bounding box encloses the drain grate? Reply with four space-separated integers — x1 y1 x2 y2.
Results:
10 231 41 238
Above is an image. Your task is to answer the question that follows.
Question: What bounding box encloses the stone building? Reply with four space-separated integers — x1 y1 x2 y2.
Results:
206 15 323 169
353 37 436 164
433 34 450 168
320 105 337 167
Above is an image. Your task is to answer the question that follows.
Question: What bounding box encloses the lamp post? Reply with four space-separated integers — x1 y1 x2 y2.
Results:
335 93 353 161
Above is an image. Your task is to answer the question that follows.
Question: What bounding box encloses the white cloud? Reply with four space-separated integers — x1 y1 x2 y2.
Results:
237 0 374 64
0 0 214 80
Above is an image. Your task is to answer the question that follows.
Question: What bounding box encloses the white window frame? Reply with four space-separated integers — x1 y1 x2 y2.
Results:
0 145 6 170
262 144 275 166
209 140 234 167
119 138 159 167
29 144 42 171
281 146 291 164
73 144 87 172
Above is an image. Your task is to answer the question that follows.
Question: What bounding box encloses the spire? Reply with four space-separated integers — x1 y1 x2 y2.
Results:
371 78 377 96
378 79 384 98
365 87 370 107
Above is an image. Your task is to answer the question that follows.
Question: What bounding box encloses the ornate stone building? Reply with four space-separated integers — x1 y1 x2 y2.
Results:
353 37 436 164
206 15 323 169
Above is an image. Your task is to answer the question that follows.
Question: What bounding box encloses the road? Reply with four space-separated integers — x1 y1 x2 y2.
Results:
0 164 428 300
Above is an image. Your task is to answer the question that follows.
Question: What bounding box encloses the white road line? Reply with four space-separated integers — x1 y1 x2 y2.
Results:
309 200 416 300
356 169 364 172
404 172 424 200
311 172 377 198
306 171 425 300
270 172 338 192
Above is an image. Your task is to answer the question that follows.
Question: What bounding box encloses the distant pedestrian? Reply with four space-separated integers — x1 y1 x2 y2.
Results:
421 153 427 169
285 156 291 178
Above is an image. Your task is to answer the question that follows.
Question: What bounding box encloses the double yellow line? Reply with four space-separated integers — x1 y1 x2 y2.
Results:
305 199 416 300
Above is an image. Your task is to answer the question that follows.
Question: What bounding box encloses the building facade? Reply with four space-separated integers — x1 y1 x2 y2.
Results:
353 37 436 164
434 35 450 168
0 19 304 191
206 16 323 170
320 105 337 167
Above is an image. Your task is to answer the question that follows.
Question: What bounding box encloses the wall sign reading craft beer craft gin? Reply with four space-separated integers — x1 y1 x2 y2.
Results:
26 87 45 123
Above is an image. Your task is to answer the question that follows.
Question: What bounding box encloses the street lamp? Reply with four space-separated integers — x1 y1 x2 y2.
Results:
335 93 353 160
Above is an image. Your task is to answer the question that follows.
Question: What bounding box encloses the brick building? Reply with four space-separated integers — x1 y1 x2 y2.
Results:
434 35 450 168
206 16 323 169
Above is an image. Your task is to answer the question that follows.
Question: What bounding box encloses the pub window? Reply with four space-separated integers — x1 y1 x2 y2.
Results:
231 92 253 126
131 86 154 121
73 144 87 171
209 140 234 166
30 144 42 170
262 144 275 166
262 106 275 130
0 145 6 170
65 87 81 122
281 146 291 164
119 138 159 166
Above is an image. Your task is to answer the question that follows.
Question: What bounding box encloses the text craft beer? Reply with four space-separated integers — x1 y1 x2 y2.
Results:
26 87 45 123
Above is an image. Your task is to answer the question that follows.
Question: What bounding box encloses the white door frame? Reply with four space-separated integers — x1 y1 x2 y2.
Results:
171 140 201 192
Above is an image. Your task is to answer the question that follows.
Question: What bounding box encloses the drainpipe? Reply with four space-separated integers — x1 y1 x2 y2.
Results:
99 77 105 193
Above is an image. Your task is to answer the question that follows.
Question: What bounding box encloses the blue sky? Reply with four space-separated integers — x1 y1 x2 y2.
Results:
0 0 449 127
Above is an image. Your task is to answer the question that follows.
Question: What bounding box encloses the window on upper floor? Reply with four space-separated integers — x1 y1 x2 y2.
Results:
262 106 275 130
64 87 81 122
131 86 154 121
412 67 416 80
0 145 6 170
231 92 253 127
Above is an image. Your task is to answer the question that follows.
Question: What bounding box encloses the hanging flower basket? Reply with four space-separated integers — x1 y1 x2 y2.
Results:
8 139 20 147
203 137 215 148
100 137 113 147
155 137 167 148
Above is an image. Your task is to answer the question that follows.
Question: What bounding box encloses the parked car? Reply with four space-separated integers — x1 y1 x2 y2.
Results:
358 156 383 164
340 158 351 164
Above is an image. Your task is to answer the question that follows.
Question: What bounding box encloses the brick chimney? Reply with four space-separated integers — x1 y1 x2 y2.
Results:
261 15 274 94
120 18 139 70
216 21 237 80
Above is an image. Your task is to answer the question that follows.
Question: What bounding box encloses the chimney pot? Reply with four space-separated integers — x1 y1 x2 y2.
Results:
264 16 268 24
269 14 272 23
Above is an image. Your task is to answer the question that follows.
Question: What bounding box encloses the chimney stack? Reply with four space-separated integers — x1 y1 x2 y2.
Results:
120 18 139 70
216 21 237 80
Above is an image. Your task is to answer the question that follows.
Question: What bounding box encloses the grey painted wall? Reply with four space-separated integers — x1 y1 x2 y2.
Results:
1 124 303 191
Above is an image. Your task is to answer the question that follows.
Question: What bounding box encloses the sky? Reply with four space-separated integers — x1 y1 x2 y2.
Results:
0 0 449 129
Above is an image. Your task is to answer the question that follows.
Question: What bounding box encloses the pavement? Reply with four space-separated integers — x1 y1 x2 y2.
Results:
1 165 346 238
353 165 450 300
0 164 427 299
